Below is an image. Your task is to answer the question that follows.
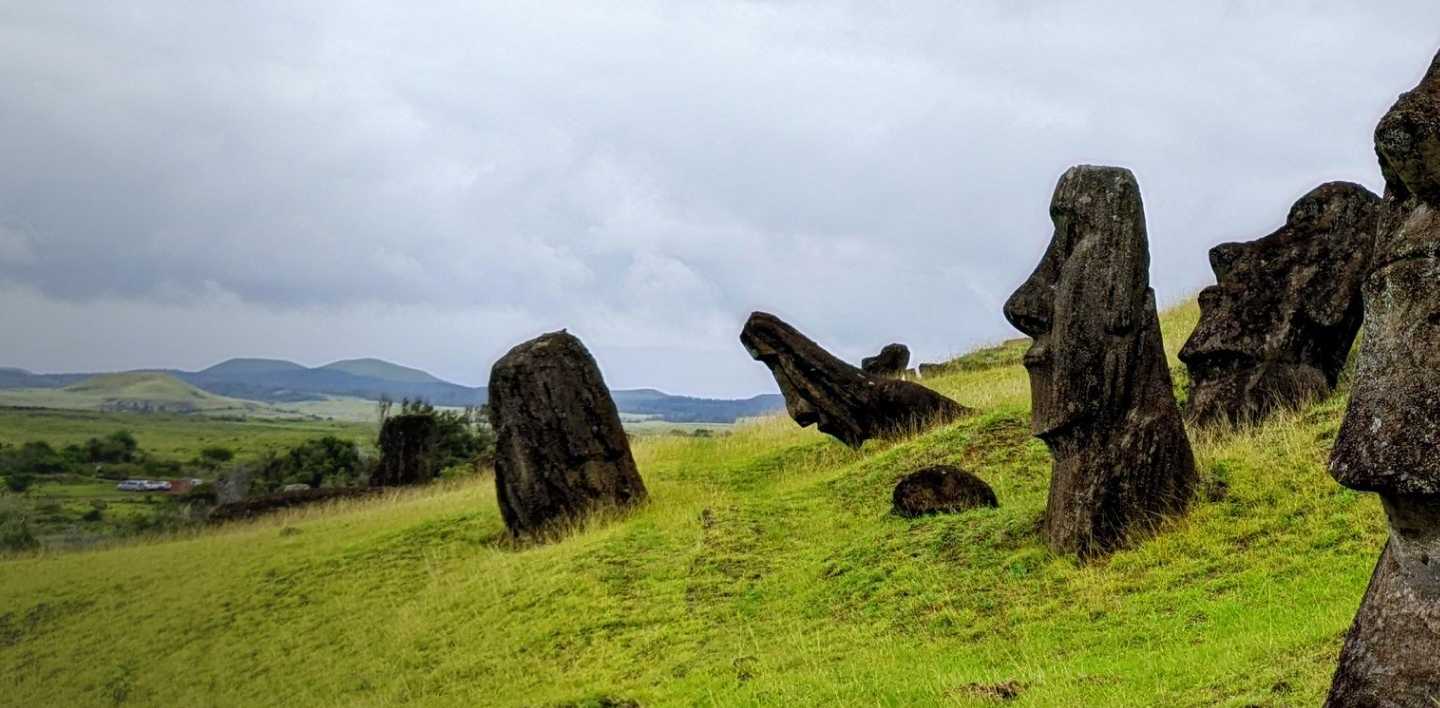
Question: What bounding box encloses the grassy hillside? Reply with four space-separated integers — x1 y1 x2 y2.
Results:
0 372 274 416
320 358 444 384
0 300 1386 706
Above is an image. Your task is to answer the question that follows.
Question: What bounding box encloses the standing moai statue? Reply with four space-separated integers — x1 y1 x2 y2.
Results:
488 331 648 538
1180 182 1380 427
1326 49 1440 707
1004 165 1197 558
741 312 969 448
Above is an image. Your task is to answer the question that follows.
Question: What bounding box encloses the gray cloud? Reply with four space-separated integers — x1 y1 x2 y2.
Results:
1 2 1437 396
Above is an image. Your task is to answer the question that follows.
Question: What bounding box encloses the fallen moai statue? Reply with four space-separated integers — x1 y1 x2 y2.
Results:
892 465 998 517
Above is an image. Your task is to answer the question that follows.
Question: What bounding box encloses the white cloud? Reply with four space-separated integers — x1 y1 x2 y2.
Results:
0 2 1437 395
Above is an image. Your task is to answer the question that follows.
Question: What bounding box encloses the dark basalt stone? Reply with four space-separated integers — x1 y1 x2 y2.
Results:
370 413 440 487
488 331 648 538
1180 182 1380 427
861 343 911 377
1326 49 1440 708
740 312 969 448
1003 165 1197 558
891 465 998 517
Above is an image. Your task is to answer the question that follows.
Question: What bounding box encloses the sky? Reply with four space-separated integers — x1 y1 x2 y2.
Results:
1 2 1438 398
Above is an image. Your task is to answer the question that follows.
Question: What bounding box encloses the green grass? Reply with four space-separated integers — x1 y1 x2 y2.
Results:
0 408 375 462
0 300 1383 706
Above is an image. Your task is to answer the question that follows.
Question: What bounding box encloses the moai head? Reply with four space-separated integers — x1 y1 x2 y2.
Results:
1331 53 1440 498
1002 165 1152 443
1180 182 1379 426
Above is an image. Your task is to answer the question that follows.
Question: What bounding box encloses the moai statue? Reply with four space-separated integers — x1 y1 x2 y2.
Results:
1326 49 1440 707
861 343 911 377
741 312 968 448
1004 165 1197 558
1180 182 1380 427
488 331 648 538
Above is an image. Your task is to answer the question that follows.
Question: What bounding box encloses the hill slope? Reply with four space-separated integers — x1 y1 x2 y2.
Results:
0 372 270 414
0 301 1385 706
319 358 444 384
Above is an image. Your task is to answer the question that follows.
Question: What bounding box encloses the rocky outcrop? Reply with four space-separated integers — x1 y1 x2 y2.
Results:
891 465 998 517
740 312 969 448
1180 182 1380 427
369 413 439 487
488 331 648 538
1326 49 1440 708
861 343 911 377
1004 165 1197 558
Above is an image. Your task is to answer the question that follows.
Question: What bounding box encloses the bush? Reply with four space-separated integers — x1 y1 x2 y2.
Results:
251 437 368 493
4 472 34 494
198 446 234 467
84 431 139 464
0 441 73 477
0 498 39 552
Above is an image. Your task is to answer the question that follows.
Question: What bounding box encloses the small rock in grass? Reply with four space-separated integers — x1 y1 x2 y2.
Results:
891 465 998 517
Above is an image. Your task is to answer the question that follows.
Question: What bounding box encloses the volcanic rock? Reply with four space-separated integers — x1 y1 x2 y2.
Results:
891 465 998 517
488 331 648 538
861 343 911 377
740 312 969 448
1180 182 1380 427
1326 50 1440 707
1003 165 1197 558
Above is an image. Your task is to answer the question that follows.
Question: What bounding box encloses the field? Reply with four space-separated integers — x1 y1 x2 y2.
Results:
0 300 1387 706
0 408 376 462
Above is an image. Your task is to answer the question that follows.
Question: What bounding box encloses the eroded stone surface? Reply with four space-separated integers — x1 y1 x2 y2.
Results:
740 312 968 448
1326 49 1440 707
891 465 998 517
1180 182 1380 427
861 343 910 377
488 331 647 538
1003 165 1197 558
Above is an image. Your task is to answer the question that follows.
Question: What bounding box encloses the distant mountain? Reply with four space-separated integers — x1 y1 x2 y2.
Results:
1 358 785 423
200 358 307 377
56 372 265 414
320 358 442 384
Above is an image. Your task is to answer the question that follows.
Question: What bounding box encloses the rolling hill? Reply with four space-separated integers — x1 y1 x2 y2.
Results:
0 300 1386 704
0 372 271 414
1 358 784 423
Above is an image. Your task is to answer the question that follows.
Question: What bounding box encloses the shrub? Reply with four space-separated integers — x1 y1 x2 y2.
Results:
84 431 139 464
4 472 34 494
198 446 234 467
0 441 72 477
251 437 368 493
0 498 39 552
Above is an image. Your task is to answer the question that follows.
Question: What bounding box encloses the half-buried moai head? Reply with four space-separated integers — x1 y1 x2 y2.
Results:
487 330 648 539
1003 165 1197 558
1180 182 1380 427
861 343 911 378
740 312 968 448
1325 49 1440 708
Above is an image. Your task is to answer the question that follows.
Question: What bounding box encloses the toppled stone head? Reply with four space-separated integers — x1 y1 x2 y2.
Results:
861 343 911 377
741 312 968 448
1325 49 1440 707
1003 165 1196 557
1180 182 1380 427
488 330 647 538
891 465 998 518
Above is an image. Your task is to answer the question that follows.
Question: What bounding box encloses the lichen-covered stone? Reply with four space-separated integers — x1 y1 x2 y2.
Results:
891 465 998 517
488 331 647 538
1326 49 1440 708
861 343 910 377
1180 182 1379 427
1003 165 1196 558
740 312 968 448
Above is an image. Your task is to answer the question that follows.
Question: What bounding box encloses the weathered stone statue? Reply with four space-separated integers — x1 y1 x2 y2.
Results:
892 465 997 517
370 413 439 486
1326 50 1440 707
1180 182 1380 427
861 343 910 377
740 312 968 448
1003 165 1197 558
488 331 648 538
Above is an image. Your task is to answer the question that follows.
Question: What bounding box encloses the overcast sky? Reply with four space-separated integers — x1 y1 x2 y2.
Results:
1 3 1437 397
